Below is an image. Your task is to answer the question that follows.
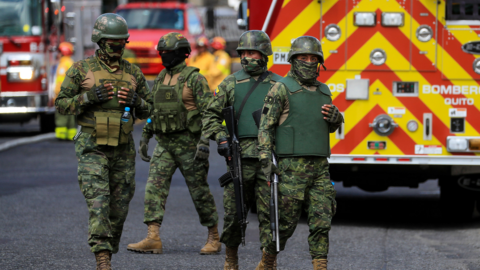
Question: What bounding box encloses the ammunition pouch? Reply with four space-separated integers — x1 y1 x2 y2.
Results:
93 111 133 146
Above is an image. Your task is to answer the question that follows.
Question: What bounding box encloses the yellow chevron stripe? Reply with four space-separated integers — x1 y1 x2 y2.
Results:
282 0 291 8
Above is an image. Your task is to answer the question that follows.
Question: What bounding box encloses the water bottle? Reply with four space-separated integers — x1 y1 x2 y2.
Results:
121 107 131 123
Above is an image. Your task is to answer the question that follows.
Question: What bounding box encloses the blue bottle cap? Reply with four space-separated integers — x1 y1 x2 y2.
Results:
147 118 152 124
331 182 335 186
125 107 130 112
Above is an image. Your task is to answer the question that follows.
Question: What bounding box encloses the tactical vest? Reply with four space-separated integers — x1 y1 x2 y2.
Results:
275 76 332 157
77 57 135 146
233 69 283 138
150 66 202 134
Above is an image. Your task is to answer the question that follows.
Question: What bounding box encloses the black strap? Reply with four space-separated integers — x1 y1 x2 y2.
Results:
235 71 270 122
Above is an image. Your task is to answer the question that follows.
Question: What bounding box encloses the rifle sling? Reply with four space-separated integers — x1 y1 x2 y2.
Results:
235 71 270 123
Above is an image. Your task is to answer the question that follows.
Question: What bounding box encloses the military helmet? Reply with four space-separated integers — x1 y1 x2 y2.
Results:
287 36 324 63
91 13 130 43
196 36 209 47
156 32 191 53
236 30 273 56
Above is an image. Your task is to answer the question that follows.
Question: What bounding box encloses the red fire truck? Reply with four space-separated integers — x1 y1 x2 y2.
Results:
116 0 205 78
240 0 480 219
0 0 100 133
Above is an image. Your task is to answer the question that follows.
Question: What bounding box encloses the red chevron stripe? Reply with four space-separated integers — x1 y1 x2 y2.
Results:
270 0 312 41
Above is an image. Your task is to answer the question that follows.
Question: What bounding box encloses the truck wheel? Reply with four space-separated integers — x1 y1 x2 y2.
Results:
439 177 475 220
40 114 55 133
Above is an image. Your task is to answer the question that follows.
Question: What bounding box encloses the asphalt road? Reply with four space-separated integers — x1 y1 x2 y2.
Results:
1 122 480 269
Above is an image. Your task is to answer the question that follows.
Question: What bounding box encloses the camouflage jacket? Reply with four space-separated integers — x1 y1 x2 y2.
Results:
143 61 212 140
257 71 342 160
202 71 279 159
55 50 153 119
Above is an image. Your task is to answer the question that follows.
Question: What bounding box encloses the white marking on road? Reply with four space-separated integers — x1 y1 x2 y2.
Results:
0 132 55 152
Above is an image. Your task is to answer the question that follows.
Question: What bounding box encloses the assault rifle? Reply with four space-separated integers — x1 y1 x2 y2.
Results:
218 106 248 246
252 108 280 252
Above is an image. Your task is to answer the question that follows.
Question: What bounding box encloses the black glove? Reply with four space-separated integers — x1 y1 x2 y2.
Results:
261 158 280 180
324 104 343 124
195 136 210 160
217 137 230 158
139 136 151 162
87 84 111 103
124 90 140 107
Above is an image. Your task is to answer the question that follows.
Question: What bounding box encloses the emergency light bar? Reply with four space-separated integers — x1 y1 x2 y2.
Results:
354 12 376 26
381 12 404 27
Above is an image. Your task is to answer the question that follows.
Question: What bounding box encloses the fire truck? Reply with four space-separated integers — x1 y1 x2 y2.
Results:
0 0 100 133
239 0 480 219
115 0 205 79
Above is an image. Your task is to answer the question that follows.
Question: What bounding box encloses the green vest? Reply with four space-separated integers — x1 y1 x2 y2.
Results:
77 57 135 146
275 76 332 157
150 66 201 134
233 69 283 138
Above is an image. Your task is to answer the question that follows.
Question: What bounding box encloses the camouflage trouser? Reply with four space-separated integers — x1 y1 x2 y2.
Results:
264 157 336 259
143 130 218 227
75 132 136 254
220 158 271 249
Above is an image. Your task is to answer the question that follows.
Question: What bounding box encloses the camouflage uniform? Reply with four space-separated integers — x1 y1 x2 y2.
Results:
141 61 218 227
55 14 153 255
202 30 282 250
257 36 343 261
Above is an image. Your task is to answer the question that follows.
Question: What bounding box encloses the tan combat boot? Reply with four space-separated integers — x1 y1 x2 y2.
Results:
255 248 277 270
224 246 239 270
199 224 221 255
312 259 328 270
127 222 163 254
95 250 111 270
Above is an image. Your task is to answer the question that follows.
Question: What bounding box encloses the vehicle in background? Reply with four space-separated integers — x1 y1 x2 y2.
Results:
116 0 205 79
241 0 480 219
0 0 101 133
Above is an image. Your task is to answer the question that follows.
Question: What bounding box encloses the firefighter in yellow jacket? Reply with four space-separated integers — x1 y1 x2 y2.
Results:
54 42 76 140
189 37 214 77
207 37 231 92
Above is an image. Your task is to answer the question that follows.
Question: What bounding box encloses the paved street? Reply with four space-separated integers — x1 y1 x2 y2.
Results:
1 122 480 269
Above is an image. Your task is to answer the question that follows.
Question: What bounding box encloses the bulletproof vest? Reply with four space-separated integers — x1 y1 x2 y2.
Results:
275 75 332 157
150 66 201 134
77 56 135 146
233 69 283 138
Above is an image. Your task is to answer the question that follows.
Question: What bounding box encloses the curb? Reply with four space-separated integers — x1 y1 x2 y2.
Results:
0 133 56 152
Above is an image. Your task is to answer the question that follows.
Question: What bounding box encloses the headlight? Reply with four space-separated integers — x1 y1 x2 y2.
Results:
447 138 468 151
382 12 404 27
447 137 480 152
7 66 35 82
354 12 376 26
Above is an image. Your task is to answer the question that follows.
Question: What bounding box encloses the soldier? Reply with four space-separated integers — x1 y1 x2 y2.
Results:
202 30 283 270
53 42 76 140
207 36 232 92
257 36 343 270
189 36 214 77
55 14 153 270
127 32 221 256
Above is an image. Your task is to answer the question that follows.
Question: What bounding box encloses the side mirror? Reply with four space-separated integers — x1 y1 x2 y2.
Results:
237 1 248 30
